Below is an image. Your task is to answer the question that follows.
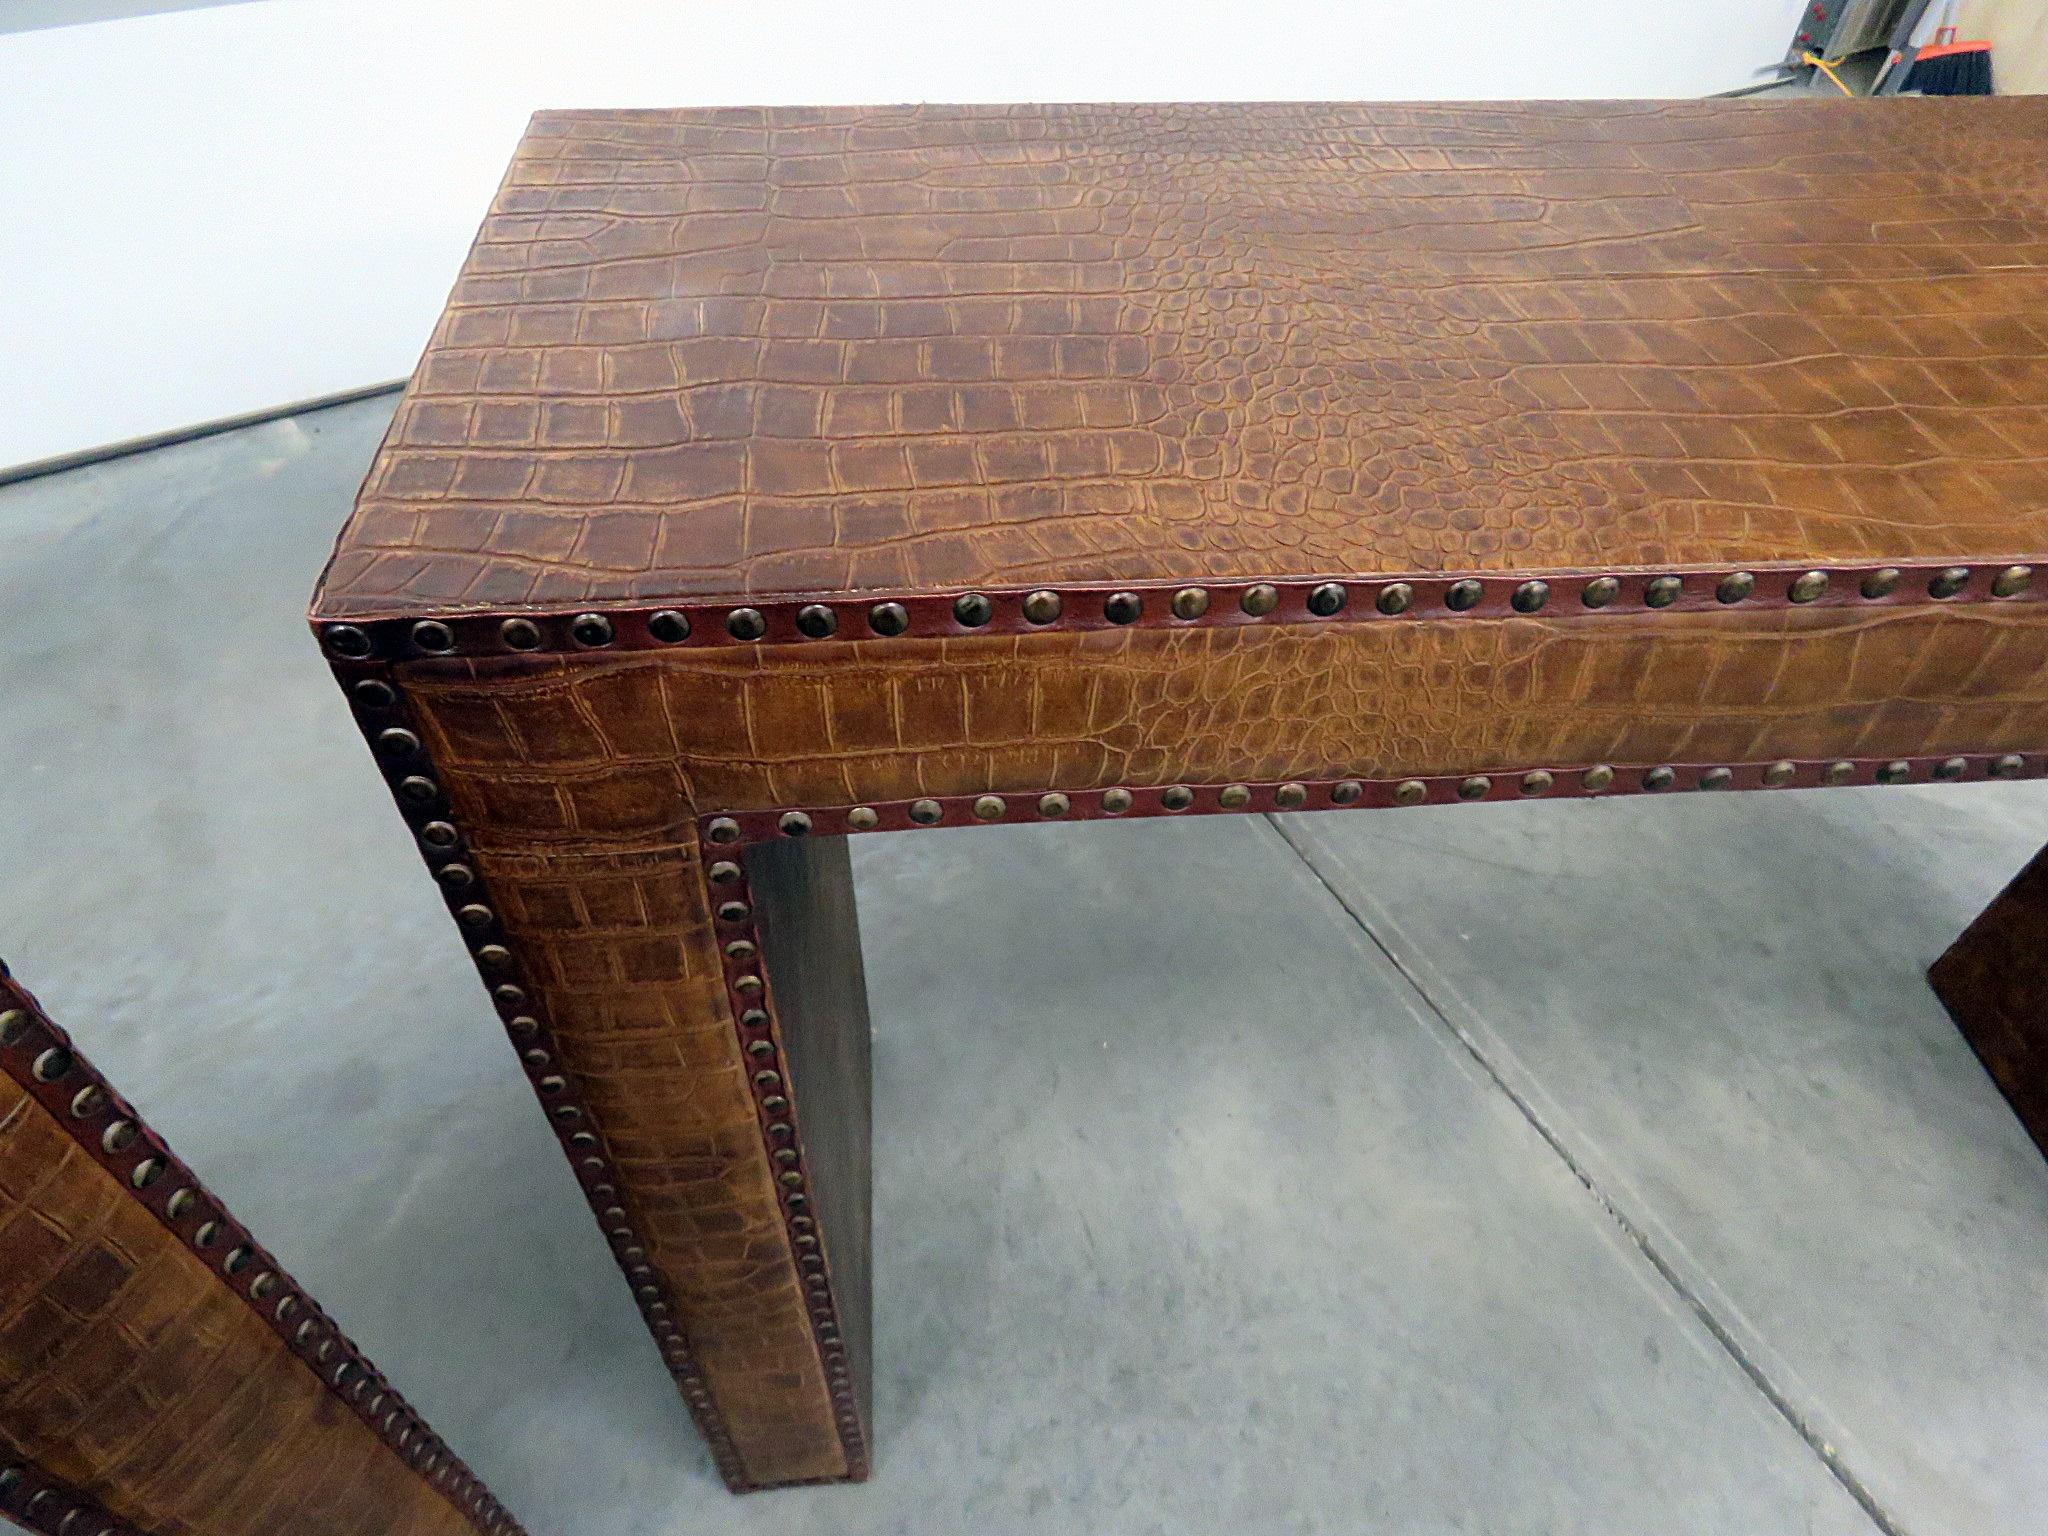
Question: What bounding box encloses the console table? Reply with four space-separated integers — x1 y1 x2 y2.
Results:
310 99 2048 1491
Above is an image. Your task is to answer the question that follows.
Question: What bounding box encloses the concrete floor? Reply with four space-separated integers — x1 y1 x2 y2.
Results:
1 394 2045 1536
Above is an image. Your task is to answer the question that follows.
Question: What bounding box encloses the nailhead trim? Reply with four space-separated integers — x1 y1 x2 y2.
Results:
0 976 522 1536
0 1460 136 1536
318 560 2048 659
703 860 870 1478
702 751 2046 844
322 654 862 1488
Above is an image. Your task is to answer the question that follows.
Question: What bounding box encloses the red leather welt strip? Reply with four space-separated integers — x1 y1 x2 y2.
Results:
701 751 2043 847
314 559 2043 661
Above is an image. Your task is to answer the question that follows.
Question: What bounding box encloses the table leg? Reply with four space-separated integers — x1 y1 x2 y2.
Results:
1930 844 2048 1158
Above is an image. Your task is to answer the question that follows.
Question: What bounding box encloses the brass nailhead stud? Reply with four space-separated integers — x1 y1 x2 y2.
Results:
795 605 837 640
411 620 455 653
869 602 910 636
1825 760 1857 785
70 1086 104 1118
1878 760 1912 784
1763 760 1798 787
325 624 372 658
570 613 614 647
1512 581 1549 614
1446 580 1483 612
1241 584 1280 617
779 811 812 837
908 799 943 825
1308 582 1347 617
1377 582 1413 616
1102 788 1133 814
707 818 741 844
1458 776 1491 800
1861 568 1901 599
974 795 1007 820
1394 779 1428 805
733 975 763 996
493 983 526 1007
1582 577 1621 609
847 806 879 830
1935 757 1969 780
0 1008 26 1045
507 1015 539 1037
716 901 750 923
954 593 993 627
1218 784 1251 809
1699 767 1734 790
1022 590 1062 625
1521 770 1553 795
223 1244 253 1274
376 728 420 759
398 776 438 804
1645 576 1683 608
456 904 493 930
419 821 458 849
1171 587 1210 620
474 943 511 969
727 608 767 641
352 679 396 708
649 610 691 643
1789 570 1829 604
1993 754 2027 778
1161 786 1194 811
132 1157 165 1189
1275 783 1308 809
1716 572 1755 605
1929 567 1971 599
1104 592 1143 624
1994 565 2033 598
195 1221 221 1248
1039 792 1070 817
32 1048 73 1082
1331 780 1364 804
166 1189 195 1219
1643 766 1677 791
708 861 741 884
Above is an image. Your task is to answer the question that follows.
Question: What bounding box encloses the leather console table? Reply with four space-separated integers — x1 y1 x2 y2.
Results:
0 963 520 1536
310 100 2048 1492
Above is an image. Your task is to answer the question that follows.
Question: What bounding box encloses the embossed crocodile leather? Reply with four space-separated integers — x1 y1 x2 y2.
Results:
319 99 2048 616
312 99 2048 1490
0 975 515 1536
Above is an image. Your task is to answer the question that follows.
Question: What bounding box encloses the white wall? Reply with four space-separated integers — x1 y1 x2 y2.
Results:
0 0 1808 474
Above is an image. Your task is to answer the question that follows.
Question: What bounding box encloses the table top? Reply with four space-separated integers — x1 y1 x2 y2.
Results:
315 99 2048 622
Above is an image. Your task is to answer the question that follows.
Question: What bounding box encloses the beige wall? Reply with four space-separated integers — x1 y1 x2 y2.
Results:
1960 0 2048 93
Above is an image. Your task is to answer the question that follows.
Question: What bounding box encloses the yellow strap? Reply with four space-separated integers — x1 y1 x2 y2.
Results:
1801 50 1856 95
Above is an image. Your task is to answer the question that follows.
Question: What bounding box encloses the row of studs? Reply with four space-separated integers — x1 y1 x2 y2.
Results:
701 751 2046 845
332 666 759 1488
317 560 2042 660
0 1459 129 1536
702 855 870 1478
0 975 520 1536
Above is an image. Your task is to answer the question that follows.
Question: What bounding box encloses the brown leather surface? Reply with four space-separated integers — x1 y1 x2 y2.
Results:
0 1058 490 1534
403 604 2048 820
1931 846 2048 1158
316 98 2048 1489
319 98 2048 617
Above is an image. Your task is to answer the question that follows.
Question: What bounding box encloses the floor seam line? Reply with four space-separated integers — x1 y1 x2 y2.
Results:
1260 814 1911 1536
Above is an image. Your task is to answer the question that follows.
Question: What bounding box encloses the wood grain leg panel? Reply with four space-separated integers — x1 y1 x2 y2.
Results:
743 836 874 1460
1930 844 2048 1159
